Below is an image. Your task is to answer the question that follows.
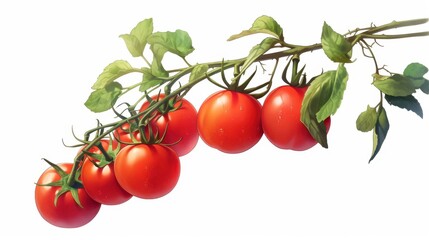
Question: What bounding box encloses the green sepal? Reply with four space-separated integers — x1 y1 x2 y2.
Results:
84 138 121 168
54 183 83 208
37 159 84 208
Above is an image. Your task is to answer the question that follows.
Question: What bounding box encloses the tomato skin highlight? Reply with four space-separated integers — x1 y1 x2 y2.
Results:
261 85 331 151
139 94 199 157
197 90 263 153
35 163 101 228
114 144 180 199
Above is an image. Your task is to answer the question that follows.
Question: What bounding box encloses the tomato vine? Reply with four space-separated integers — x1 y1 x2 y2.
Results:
35 15 429 228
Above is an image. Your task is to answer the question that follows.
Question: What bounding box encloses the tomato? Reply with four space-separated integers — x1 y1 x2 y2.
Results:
197 90 263 153
139 94 199 156
81 139 132 205
113 122 140 148
261 85 331 151
35 163 101 228
114 144 180 199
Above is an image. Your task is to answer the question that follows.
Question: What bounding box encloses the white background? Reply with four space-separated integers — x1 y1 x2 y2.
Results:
1 0 428 239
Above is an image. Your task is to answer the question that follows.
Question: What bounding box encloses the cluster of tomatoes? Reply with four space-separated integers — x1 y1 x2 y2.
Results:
34 84 330 228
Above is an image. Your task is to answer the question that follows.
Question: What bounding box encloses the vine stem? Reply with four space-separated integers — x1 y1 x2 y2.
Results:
66 18 429 186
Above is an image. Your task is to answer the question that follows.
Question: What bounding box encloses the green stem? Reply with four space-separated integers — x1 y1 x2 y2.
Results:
182 57 192 67
361 31 429 39
360 39 379 74
363 18 428 35
142 55 152 67
67 18 429 186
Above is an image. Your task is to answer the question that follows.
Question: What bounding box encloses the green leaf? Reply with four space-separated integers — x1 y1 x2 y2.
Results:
321 22 352 63
411 77 426 89
189 64 209 83
228 15 283 41
369 106 389 162
403 62 428 79
242 37 279 72
140 78 163 93
316 64 348 122
147 30 192 78
356 105 378 132
301 64 348 147
301 72 336 148
403 63 428 89
120 34 142 57
139 67 163 92
119 18 153 57
385 94 423 118
149 43 169 78
85 82 122 113
420 79 429 94
372 74 416 97
147 30 194 58
91 60 136 90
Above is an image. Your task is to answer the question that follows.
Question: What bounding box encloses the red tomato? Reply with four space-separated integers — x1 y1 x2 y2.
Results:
35 163 101 228
81 139 132 205
139 94 199 156
261 85 331 151
114 144 180 199
197 90 263 153
113 122 140 148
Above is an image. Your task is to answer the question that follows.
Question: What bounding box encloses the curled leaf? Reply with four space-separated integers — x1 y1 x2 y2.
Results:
228 15 283 41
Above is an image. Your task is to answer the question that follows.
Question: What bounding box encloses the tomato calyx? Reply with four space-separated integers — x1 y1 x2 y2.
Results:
282 54 309 88
206 60 273 99
36 158 84 208
111 99 176 146
84 138 121 168
143 92 182 115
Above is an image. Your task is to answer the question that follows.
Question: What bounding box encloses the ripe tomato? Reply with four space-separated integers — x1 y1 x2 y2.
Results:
35 163 101 228
261 85 331 151
114 144 180 199
113 122 140 148
139 94 199 156
197 90 263 153
81 139 132 205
